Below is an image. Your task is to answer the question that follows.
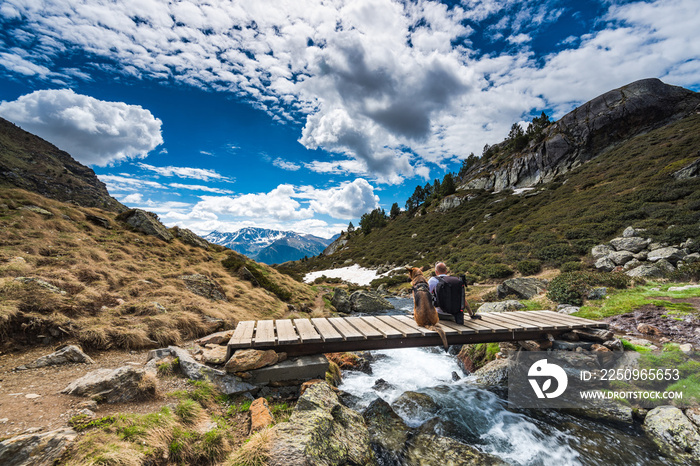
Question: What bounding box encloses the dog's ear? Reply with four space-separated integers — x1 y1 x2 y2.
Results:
405 265 413 273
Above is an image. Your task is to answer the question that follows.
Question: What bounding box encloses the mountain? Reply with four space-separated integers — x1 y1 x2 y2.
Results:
290 78 700 280
0 117 126 212
203 227 339 264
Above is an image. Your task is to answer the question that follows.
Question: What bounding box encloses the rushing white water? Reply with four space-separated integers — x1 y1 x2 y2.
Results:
337 297 674 466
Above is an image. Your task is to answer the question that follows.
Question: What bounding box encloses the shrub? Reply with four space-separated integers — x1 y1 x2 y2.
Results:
369 275 409 288
668 262 700 282
516 260 541 276
479 263 514 279
547 271 631 305
535 243 575 263
560 261 583 272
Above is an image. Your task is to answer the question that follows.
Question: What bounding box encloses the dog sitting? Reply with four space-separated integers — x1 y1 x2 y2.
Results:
406 266 449 351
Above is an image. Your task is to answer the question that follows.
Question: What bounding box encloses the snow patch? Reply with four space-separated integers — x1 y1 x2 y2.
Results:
304 264 389 286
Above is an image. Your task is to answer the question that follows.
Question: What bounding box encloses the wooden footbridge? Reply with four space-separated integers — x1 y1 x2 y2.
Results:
227 311 608 358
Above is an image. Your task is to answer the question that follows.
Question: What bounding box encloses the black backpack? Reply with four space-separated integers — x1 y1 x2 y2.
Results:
433 276 465 324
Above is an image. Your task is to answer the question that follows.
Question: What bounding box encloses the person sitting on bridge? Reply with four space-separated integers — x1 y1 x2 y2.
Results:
428 262 480 325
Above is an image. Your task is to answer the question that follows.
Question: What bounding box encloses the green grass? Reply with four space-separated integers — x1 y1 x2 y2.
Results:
573 283 700 320
620 338 651 353
665 373 700 407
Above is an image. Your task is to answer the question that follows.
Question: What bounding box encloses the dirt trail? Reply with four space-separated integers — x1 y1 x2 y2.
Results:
0 344 188 439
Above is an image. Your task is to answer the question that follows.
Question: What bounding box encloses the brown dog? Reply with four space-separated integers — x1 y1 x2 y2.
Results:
406 266 449 351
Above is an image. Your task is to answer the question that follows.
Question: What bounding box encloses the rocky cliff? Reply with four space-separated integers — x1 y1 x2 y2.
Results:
461 78 700 191
0 117 125 212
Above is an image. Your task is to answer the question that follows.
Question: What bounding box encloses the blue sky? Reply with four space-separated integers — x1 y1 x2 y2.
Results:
1 0 699 238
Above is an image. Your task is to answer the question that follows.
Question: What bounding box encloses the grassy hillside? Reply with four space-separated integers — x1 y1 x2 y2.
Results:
0 117 125 212
286 113 700 280
0 188 319 350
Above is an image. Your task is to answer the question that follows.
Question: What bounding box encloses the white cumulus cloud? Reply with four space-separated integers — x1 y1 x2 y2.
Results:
0 89 163 166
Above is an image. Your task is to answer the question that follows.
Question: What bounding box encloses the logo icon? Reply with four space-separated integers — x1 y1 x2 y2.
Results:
528 359 568 399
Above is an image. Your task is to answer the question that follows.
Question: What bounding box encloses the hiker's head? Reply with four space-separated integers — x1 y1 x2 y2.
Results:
435 262 447 275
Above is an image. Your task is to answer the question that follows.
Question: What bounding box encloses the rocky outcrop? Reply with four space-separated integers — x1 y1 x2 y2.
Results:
350 290 394 313
437 194 464 211
363 397 411 464
672 157 700 180
644 405 700 461
172 226 210 249
267 382 375 466
116 209 173 242
0 427 78 466
460 79 700 192
61 366 157 403
591 225 697 276
16 345 94 370
180 273 226 301
478 300 525 313
331 288 394 313
322 234 348 256
497 277 548 299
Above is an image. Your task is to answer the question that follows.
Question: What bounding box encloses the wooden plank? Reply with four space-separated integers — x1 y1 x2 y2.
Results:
480 312 542 331
486 312 554 330
293 319 323 343
444 317 495 333
229 320 256 348
460 316 511 333
311 318 344 342
477 313 525 331
392 315 438 335
431 320 466 335
524 310 594 327
360 316 403 338
532 311 608 328
345 317 384 339
327 317 366 341
275 319 300 345
514 312 579 330
254 320 276 346
376 315 423 337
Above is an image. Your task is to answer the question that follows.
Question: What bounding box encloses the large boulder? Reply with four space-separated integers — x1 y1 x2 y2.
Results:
172 226 209 249
224 349 279 373
608 250 634 266
180 273 226 301
478 300 525 313
591 244 615 260
331 288 351 313
16 345 94 370
0 428 78 466
268 382 375 466
647 247 685 264
625 265 664 278
61 366 157 403
349 290 394 313
644 405 700 461
497 278 547 299
405 419 506 465
363 397 411 464
594 257 616 272
391 391 440 426
470 359 509 386
117 209 173 242
609 237 650 253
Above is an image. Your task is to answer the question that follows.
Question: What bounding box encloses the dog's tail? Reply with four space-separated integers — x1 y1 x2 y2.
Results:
426 324 449 352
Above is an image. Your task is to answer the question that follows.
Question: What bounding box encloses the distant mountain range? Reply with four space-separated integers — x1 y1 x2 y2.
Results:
203 227 339 264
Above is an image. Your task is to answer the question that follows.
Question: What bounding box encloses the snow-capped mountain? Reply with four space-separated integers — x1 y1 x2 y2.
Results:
203 227 339 264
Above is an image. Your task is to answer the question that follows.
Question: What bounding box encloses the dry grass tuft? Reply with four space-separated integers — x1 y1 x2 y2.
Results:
226 427 275 466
